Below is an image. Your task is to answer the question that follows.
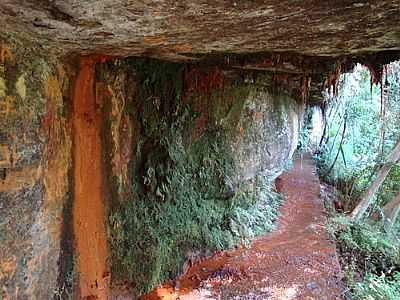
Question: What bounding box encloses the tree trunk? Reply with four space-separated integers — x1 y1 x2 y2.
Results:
350 139 400 221
382 192 400 231
323 115 347 177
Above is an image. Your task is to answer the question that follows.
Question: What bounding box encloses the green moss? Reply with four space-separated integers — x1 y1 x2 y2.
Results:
107 59 283 296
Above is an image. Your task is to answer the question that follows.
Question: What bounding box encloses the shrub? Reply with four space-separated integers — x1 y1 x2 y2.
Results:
353 272 400 300
329 216 400 299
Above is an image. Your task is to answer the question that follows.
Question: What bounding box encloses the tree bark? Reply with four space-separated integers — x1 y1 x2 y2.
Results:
350 138 400 221
382 192 400 230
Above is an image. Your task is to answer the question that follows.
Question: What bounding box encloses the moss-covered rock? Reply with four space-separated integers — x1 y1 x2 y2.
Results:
100 58 304 296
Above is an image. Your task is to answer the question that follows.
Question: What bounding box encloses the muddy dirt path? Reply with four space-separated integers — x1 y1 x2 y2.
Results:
142 155 343 300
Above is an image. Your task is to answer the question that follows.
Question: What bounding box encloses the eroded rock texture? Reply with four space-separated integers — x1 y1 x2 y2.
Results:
0 44 73 299
72 57 110 299
0 1 399 60
102 62 304 204
0 50 306 298
233 86 303 182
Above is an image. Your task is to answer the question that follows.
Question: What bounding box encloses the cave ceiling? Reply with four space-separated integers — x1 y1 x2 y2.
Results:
1 0 399 101
1 1 399 59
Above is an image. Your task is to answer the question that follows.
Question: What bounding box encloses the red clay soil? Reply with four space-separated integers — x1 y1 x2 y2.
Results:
142 155 344 300
72 57 110 299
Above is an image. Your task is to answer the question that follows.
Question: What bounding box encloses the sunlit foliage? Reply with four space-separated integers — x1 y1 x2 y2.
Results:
318 61 400 299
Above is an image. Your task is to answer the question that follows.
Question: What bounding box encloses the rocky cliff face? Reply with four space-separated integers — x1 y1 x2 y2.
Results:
233 86 303 182
0 52 304 299
101 60 304 297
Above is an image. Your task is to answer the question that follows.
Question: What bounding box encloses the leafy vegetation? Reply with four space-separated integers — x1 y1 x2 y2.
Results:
317 62 400 213
106 59 283 296
316 61 400 299
328 216 400 300
352 272 400 300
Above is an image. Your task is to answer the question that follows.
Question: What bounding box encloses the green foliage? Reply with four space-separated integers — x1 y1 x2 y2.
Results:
109 128 282 295
329 216 400 300
376 165 400 209
331 216 400 264
352 272 400 300
316 62 400 213
107 59 283 296
318 61 400 299
317 65 381 185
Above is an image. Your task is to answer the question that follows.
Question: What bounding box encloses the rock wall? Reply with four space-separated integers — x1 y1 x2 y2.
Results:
232 85 304 182
308 106 325 152
0 43 73 299
0 51 304 299
99 60 305 296
0 1 398 297
99 61 305 201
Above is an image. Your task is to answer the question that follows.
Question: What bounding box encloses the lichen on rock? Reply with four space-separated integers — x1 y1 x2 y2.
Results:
0 43 73 300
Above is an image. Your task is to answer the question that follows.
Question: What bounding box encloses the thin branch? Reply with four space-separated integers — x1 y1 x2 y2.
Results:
323 114 347 177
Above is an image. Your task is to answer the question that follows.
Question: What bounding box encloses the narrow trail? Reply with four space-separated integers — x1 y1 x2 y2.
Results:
142 155 343 300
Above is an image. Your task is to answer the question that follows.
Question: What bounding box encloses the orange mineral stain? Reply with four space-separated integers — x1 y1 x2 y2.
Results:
72 56 110 299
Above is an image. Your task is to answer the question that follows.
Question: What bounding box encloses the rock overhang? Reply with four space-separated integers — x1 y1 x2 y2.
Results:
1 0 400 103
1 1 399 58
